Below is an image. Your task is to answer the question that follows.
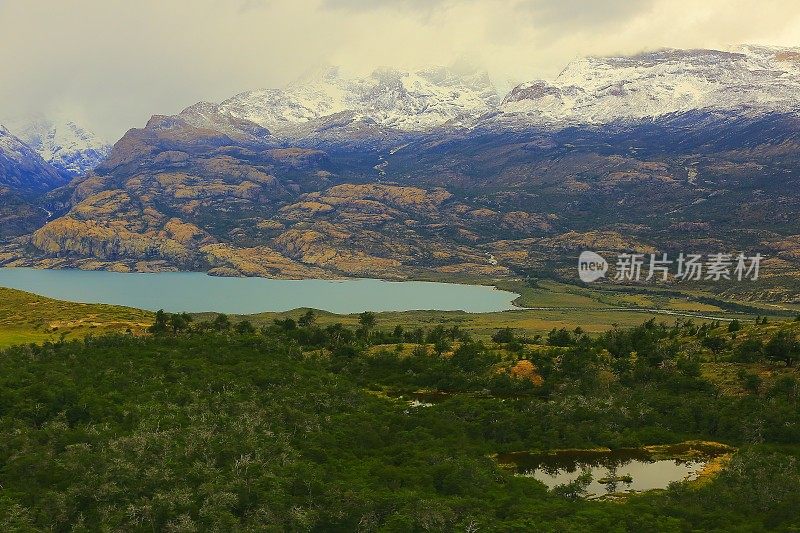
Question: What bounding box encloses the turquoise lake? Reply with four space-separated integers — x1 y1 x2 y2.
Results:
0 268 519 314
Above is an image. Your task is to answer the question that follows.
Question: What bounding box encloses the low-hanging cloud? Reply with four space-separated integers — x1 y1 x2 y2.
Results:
1 0 798 142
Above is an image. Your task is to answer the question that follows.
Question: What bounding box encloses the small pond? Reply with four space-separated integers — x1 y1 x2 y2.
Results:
495 442 732 498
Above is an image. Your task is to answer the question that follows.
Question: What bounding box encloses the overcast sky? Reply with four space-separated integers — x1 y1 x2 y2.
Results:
2 0 799 141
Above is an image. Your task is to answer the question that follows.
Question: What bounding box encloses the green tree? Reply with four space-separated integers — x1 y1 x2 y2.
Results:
701 335 728 360
450 342 497 372
734 337 763 363
148 309 169 335
274 318 297 331
358 311 376 329
738 368 761 394
492 327 515 344
298 310 316 328
213 313 231 332
235 320 256 334
551 469 593 500
169 313 192 334
433 337 451 356
547 327 575 347
765 330 799 367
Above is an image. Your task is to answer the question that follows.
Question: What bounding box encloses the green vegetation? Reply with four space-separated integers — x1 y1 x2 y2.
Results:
1 308 799 531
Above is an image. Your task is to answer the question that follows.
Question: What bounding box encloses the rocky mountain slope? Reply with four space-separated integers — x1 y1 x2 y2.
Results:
11 112 513 278
3 46 800 300
0 126 67 237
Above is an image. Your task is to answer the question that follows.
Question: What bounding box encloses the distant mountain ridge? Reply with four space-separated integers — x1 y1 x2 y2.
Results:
165 45 800 145
217 66 500 138
0 125 65 194
496 45 800 127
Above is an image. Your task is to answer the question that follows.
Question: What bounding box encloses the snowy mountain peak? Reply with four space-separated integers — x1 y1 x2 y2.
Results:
3 115 111 177
0 124 66 194
217 66 499 136
0 125 33 163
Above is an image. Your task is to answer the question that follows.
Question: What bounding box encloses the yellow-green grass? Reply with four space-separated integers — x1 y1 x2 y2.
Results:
213 307 738 342
695 320 800 395
499 278 800 317
700 361 800 396
0 287 153 348
496 279 732 313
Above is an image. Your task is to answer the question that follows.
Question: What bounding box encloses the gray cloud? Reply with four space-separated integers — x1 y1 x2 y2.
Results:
1 0 798 141
323 0 451 12
519 0 657 30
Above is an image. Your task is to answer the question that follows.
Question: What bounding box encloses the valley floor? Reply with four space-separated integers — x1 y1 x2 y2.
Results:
1 299 799 531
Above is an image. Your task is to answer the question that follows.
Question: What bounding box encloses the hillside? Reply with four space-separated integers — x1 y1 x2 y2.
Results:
0 287 152 347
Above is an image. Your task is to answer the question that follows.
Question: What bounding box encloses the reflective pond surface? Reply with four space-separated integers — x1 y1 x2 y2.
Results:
495 444 730 497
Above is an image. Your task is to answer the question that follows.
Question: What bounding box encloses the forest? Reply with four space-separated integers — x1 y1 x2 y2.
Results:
1 310 799 531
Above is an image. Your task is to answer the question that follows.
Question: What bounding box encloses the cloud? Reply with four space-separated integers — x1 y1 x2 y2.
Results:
323 0 452 14
1 0 798 141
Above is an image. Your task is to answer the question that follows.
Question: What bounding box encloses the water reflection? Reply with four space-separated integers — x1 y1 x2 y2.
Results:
496 443 730 497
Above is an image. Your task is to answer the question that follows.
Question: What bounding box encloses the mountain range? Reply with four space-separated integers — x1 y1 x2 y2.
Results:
2 45 800 301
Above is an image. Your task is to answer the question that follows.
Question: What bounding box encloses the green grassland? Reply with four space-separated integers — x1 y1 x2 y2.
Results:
0 287 153 347
498 278 798 315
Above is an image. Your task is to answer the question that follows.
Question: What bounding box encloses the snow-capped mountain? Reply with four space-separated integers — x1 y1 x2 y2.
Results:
498 45 800 126
4 115 111 177
0 125 66 194
170 46 800 146
217 66 500 137
177 101 273 143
